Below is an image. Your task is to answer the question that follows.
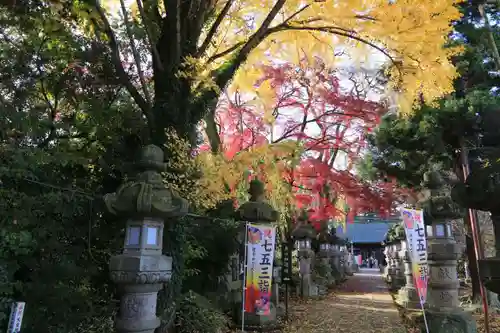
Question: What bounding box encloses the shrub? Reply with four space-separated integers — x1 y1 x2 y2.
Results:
174 291 229 333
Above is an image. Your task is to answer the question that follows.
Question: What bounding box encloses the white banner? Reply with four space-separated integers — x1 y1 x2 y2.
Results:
244 224 277 316
401 208 429 304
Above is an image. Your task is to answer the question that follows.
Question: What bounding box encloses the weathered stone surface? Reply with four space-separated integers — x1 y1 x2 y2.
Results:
423 221 477 333
104 144 189 218
388 243 399 290
415 310 477 333
236 179 279 224
298 248 319 297
105 145 189 333
393 241 405 290
292 215 318 298
426 224 461 310
397 241 420 309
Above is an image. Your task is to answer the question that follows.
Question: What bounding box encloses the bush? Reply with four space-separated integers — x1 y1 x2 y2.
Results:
174 291 229 333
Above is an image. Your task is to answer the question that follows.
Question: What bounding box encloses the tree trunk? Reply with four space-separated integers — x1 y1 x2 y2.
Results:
465 234 482 303
491 212 500 258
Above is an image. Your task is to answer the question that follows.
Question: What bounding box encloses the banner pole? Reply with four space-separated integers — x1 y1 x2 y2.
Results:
241 222 249 333
420 301 430 333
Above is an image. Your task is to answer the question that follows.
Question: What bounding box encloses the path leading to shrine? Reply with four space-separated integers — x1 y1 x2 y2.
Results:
284 268 408 333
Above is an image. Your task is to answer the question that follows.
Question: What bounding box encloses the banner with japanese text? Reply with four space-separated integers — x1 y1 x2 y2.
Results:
401 208 429 304
244 223 276 316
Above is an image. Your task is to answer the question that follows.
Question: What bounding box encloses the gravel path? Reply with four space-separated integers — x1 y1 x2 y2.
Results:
284 268 407 333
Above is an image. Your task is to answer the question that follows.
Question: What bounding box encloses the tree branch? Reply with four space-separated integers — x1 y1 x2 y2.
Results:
269 23 395 63
193 6 398 126
91 1 152 123
136 0 164 71
207 41 245 63
196 0 234 58
191 0 286 119
119 0 152 105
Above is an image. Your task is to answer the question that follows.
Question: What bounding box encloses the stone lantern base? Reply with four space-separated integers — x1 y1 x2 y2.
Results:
415 309 477 333
396 285 420 309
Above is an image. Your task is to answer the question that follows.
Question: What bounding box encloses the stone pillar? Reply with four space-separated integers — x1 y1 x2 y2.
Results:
344 246 353 276
387 244 397 284
339 245 348 279
103 145 189 333
425 222 476 333
314 243 333 294
397 240 420 308
297 238 319 297
228 253 242 306
383 246 391 282
271 266 284 317
330 244 343 283
394 241 405 289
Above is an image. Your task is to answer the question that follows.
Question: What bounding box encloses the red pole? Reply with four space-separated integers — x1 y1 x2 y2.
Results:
460 141 490 333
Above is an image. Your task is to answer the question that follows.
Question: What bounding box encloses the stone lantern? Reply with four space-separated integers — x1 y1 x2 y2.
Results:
336 240 347 281
387 243 397 284
104 144 189 333
327 228 344 282
235 179 280 329
397 239 420 308
343 243 353 276
426 222 460 308
382 243 391 282
418 170 476 333
339 242 350 277
393 226 406 290
292 213 318 298
315 221 335 291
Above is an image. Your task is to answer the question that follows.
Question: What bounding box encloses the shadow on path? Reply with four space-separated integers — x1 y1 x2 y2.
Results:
285 268 407 333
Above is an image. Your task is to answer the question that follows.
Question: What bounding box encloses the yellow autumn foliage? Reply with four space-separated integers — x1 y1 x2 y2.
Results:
117 0 461 113
76 0 461 114
195 140 302 222
94 0 463 114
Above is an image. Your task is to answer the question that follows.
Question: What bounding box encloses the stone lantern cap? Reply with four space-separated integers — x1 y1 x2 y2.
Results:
236 179 279 223
292 223 317 240
317 221 331 243
103 144 189 219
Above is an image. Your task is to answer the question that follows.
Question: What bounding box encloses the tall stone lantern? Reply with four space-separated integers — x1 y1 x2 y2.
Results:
339 241 349 278
327 228 344 282
104 145 189 333
397 238 420 308
386 242 397 284
292 213 318 298
316 221 335 291
419 170 476 333
382 243 391 282
235 179 280 329
393 225 406 290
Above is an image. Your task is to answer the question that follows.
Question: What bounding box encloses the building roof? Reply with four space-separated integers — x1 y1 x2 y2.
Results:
340 222 395 244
